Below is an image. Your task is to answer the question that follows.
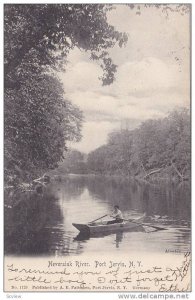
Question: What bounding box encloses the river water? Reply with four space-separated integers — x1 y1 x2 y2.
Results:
4 175 191 256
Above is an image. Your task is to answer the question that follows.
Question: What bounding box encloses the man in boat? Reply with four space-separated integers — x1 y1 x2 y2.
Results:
107 205 123 225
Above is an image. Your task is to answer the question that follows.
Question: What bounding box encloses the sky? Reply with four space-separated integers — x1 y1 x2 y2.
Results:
59 4 190 153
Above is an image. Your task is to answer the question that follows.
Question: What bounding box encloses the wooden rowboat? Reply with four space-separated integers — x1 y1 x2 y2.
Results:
72 215 145 235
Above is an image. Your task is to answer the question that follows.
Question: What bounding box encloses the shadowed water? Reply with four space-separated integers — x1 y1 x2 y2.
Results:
4 175 191 256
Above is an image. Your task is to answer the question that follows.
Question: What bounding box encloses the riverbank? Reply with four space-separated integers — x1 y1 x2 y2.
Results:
4 168 190 209
50 169 189 184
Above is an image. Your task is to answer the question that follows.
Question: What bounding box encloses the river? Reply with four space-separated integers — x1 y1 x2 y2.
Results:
4 175 191 256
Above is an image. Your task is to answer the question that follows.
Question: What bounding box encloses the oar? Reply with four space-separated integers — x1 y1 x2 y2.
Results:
89 214 108 223
124 218 166 231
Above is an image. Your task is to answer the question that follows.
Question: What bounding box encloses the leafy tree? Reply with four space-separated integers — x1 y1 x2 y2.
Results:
127 3 190 17
108 130 134 175
135 119 165 170
164 109 190 178
87 108 190 181
57 149 88 174
87 145 107 174
5 73 82 183
4 4 128 88
4 4 128 184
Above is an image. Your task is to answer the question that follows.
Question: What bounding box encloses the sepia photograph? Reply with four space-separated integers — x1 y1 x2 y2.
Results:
4 3 191 293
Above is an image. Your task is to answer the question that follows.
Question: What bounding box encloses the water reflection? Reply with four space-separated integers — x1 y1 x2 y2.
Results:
115 232 123 248
4 191 64 255
73 231 125 249
73 225 145 249
4 175 191 256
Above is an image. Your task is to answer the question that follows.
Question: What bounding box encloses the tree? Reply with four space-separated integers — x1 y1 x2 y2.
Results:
4 4 128 88
135 119 166 171
5 72 83 183
87 108 190 181
87 145 108 174
108 130 134 175
164 109 190 179
57 149 88 174
4 4 128 184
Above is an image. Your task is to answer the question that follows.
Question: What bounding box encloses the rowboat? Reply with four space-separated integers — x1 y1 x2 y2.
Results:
72 215 145 235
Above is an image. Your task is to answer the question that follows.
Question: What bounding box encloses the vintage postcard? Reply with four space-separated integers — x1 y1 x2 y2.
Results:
4 3 191 295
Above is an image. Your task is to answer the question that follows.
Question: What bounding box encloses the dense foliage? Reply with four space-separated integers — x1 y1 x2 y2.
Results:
4 4 127 184
5 73 82 183
55 149 88 175
4 4 127 88
87 109 190 181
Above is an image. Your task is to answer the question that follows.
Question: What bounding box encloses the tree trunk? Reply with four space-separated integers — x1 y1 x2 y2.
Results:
143 168 162 179
171 163 184 180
